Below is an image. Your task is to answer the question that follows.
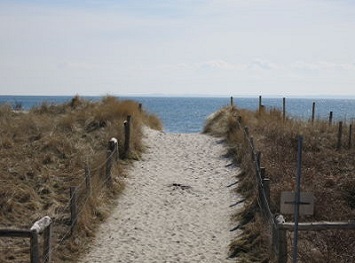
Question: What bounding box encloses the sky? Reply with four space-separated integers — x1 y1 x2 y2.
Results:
1 0 355 97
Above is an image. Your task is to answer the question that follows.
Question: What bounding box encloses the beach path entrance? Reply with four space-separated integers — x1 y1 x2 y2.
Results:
79 128 240 263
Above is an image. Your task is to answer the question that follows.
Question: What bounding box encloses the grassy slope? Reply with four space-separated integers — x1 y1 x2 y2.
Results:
204 106 355 263
0 96 162 262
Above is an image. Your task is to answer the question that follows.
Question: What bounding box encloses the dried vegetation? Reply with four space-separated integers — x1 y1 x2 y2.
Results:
204 105 355 263
0 96 162 262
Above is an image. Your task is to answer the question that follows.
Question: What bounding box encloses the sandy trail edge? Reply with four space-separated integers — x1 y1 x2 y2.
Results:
79 128 242 263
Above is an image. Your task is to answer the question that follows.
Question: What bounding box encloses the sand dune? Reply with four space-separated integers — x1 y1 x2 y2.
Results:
79 128 242 263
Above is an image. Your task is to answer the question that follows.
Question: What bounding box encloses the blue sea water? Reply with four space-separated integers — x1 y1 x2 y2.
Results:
1 95 355 133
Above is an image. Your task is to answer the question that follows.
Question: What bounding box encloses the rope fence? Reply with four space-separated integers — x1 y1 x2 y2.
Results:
234 97 355 263
0 115 132 263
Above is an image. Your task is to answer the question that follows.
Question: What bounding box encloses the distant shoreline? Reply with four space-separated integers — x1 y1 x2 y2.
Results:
1 94 355 100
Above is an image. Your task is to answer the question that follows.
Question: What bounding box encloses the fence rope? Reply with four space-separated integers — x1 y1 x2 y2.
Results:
238 118 277 229
42 146 118 262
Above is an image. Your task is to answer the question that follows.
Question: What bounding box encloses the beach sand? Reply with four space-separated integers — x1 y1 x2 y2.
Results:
79 128 242 263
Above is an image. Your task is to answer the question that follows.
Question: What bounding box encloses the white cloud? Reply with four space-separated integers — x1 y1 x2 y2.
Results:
1 1 355 96
293 61 355 71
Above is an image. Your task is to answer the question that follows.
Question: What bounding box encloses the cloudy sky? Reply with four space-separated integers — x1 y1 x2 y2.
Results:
1 0 355 97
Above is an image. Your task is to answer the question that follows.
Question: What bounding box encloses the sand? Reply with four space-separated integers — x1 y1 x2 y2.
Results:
79 128 242 263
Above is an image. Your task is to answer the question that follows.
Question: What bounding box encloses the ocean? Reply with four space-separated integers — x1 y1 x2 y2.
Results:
1 95 355 133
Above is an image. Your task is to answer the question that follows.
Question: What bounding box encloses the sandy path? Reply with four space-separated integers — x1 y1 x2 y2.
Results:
79 128 241 263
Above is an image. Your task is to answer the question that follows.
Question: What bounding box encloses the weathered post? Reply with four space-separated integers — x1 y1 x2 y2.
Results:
260 167 266 179
337 121 343 150
30 229 39 263
259 95 262 112
70 187 77 235
124 115 132 158
329 111 333 126
277 226 288 263
283 97 286 122
43 223 52 263
260 167 270 205
348 124 352 149
263 177 271 205
230 96 234 107
311 102 315 123
109 137 119 162
138 103 142 112
250 136 254 156
105 149 113 186
293 136 303 263
30 216 52 263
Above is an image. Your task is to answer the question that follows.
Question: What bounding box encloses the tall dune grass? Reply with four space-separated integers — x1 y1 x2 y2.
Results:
204 105 355 262
0 96 162 262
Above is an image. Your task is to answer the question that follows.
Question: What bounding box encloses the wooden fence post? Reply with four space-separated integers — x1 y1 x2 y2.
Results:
337 121 343 150
124 115 131 158
282 97 286 122
348 124 352 149
230 96 234 107
259 95 262 112
329 111 333 126
260 167 266 179
311 102 316 123
30 229 39 263
30 216 52 263
260 167 270 207
43 223 52 263
278 227 288 263
263 177 270 205
105 149 113 186
250 136 255 161
138 103 142 112
70 186 77 235
109 137 119 162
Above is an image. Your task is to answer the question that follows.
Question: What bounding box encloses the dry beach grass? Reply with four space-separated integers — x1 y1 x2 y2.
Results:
204 105 355 262
0 96 161 262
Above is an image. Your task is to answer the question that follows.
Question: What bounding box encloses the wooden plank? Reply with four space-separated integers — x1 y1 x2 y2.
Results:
0 229 32 238
279 221 355 231
280 192 314 215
